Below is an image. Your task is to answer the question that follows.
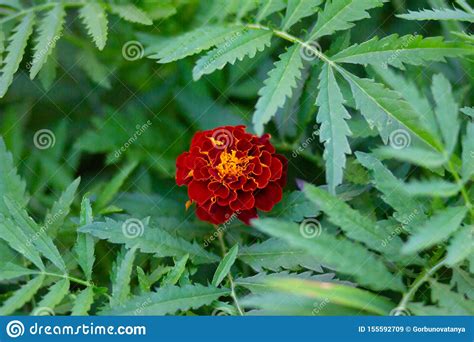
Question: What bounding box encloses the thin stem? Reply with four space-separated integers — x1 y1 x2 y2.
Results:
397 257 446 311
447 158 474 220
37 271 93 287
216 229 244 316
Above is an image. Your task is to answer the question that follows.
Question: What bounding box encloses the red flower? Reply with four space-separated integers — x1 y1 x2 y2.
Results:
176 125 287 225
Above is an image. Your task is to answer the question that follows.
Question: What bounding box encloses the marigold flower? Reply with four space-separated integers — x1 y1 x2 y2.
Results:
176 125 287 225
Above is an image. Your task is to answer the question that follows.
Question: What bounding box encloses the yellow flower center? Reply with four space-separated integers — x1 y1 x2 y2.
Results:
216 150 253 178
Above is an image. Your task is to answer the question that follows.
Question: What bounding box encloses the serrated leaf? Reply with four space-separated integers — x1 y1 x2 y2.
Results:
79 3 108 50
36 278 69 311
451 268 474 300
212 245 238 287
79 218 219 264
355 152 427 225
431 74 460 154
0 215 44 270
29 3 65 79
0 13 35 97
256 0 286 22
252 218 404 291
110 4 152 25
374 146 447 169
44 177 80 238
269 277 393 315
461 107 474 118
0 275 44 315
309 0 388 40
111 247 137 307
398 8 474 22
340 69 440 149
282 0 322 30
253 45 304 135
149 25 242 63
193 30 272 80
238 238 323 272
100 284 231 315
71 287 94 316
462 122 474 181
77 49 111 89
75 197 95 281
333 35 474 70
302 183 392 253
162 253 189 286
445 226 473 266
430 281 474 315
316 64 351 193
0 138 27 214
4 197 66 272
0 262 36 281
402 206 468 254
401 179 461 197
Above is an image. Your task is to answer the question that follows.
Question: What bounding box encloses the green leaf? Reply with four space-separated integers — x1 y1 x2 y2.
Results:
430 281 474 315
0 275 44 315
315 64 352 193
100 284 231 315
374 147 446 169
0 262 36 281
193 30 272 80
162 253 189 286
212 245 238 287
29 3 65 79
75 197 95 280
44 177 80 237
36 278 69 312
79 3 108 50
79 218 219 264
77 49 111 89
95 161 137 211
445 226 473 266
110 4 152 25
5 197 66 272
0 13 35 97
340 69 440 149
401 179 461 198
238 238 323 272
462 122 474 181
71 287 94 316
0 138 27 214
256 0 286 22
431 74 460 154
355 152 427 225
309 0 388 39
111 247 137 308
149 25 242 63
253 45 304 135
268 277 393 315
252 218 404 291
398 8 474 22
333 35 474 69
461 107 474 118
402 206 468 254
282 0 322 30
0 215 45 270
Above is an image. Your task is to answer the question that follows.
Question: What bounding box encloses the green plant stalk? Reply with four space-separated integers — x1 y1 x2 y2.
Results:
216 229 244 316
447 158 474 221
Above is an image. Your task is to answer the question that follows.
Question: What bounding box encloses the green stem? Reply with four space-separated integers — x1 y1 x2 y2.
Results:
447 158 474 220
216 229 244 316
37 271 93 287
397 257 446 311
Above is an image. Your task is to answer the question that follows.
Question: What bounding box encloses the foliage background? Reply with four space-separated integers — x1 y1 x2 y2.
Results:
0 0 473 316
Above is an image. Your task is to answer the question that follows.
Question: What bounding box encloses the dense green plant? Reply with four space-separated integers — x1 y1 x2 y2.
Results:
0 0 472 316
